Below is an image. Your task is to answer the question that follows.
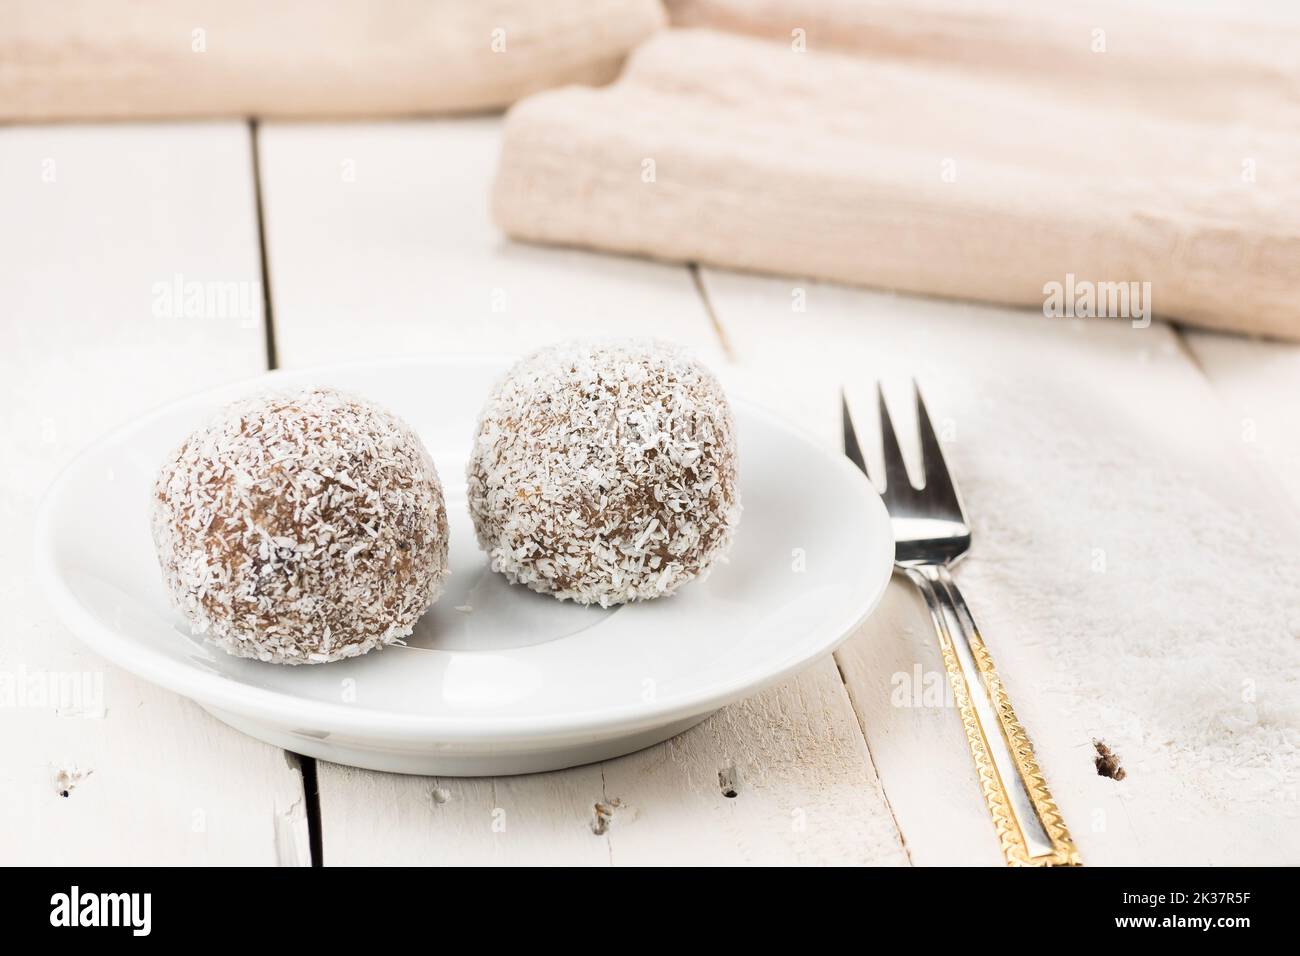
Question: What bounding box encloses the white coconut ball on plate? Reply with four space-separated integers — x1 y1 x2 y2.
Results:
467 339 741 607
151 386 449 664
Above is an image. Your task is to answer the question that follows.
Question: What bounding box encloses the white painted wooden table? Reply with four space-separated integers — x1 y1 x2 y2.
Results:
3 117 1297 866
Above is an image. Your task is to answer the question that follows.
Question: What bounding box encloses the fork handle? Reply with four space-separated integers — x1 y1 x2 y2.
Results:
905 564 1081 867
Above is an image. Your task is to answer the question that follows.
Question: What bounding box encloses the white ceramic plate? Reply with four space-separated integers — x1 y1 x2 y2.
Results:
36 357 893 775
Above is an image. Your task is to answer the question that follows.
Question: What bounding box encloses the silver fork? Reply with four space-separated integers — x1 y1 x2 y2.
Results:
843 382 1080 867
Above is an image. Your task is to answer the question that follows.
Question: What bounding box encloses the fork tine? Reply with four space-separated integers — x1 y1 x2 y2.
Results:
914 380 964 515
841 390 870 480
877 383 914 494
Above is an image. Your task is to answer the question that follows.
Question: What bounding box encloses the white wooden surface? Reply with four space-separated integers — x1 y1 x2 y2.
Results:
1181 331 1300 520
256 119 906 866
702 274 1300 865
6 116 1298 865
0 123 309 865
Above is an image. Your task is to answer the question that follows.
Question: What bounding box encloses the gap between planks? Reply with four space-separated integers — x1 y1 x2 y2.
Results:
686 261 913 862
251 121 280 372
249 117 322 866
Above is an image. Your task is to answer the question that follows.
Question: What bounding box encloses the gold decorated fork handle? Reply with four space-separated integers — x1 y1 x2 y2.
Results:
904 564 1081 867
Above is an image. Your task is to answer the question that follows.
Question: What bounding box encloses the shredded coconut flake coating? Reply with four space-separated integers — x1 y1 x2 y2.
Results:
468 340 741 607
152 386 449 664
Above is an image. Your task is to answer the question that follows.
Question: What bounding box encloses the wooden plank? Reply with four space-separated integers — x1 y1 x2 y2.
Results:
596 659 908 866
257 117 729 367
258 116 907 865
314 660 906 866
0 122 309 864
701 269 1300 865
1181 330 1300 517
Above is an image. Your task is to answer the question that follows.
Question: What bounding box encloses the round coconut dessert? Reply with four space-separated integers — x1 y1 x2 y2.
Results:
152 386 449 664
467 339 741 607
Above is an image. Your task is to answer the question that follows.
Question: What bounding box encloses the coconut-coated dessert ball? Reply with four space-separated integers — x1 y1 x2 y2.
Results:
152 386 449 664
467 340 741 607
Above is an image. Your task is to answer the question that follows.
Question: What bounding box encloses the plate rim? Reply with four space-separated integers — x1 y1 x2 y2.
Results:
35 355 894 744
